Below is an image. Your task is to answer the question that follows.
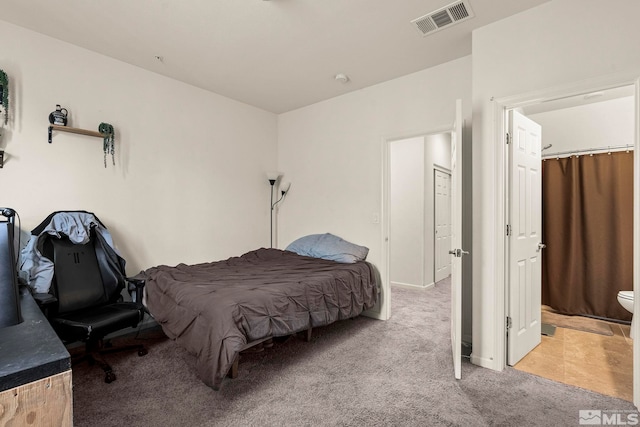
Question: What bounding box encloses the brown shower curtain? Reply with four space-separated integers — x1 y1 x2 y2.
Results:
542 151 633 321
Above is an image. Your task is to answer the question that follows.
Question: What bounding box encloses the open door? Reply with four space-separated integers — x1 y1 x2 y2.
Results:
507 110 543 365
449 99 465 380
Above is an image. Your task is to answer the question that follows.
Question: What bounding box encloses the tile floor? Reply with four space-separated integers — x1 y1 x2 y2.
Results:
514 314 633 402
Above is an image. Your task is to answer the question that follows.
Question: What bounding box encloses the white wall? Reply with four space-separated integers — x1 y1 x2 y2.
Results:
427 133 452 170
529 96 635 154
0 21 278 275
277 56 472 317
390 137 424 287
471 0 640 369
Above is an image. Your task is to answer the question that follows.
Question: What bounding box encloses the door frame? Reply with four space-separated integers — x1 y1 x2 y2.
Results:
491 72 640 406
382 124 454 316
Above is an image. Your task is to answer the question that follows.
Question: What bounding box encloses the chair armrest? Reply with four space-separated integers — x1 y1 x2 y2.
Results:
31 292 58 317
33 292 57 306
126 278 146 306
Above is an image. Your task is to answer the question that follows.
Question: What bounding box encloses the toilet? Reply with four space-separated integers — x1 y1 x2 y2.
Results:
617 290 634 334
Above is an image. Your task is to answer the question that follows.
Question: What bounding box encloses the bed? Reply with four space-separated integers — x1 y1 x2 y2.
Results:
142 238 378 390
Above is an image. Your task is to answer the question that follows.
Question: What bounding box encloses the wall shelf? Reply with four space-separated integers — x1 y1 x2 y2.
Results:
48 124 105 144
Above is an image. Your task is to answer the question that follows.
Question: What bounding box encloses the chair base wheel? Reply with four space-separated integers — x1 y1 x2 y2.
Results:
138 348 148 357
105 371 116 383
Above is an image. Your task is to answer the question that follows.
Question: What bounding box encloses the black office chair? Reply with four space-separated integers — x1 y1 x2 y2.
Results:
36 227 147 383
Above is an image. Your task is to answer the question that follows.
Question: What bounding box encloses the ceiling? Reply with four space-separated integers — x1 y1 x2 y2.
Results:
1 0 549 114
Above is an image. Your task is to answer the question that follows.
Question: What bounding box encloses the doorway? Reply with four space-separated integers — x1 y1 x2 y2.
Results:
505 84 636 401
383 99 464 380
388 132 452 290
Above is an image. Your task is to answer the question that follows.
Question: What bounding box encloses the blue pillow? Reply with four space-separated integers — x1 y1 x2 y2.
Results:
285 233 369 263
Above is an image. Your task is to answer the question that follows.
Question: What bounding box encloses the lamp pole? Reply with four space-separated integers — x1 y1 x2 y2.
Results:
267 173 289 249
269 178 276 248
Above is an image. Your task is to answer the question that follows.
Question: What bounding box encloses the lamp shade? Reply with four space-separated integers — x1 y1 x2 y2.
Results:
266 171 281 184
280 182 291 194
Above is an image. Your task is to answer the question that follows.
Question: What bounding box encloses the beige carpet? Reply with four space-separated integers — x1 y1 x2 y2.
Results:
541 309 613 336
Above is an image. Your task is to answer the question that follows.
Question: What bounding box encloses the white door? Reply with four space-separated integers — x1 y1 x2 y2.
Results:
450 99 464 380
435 170 452 282
507 110 543 365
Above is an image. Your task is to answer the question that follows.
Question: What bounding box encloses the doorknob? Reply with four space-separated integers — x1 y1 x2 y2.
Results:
537 242 546 252
448 249 470 258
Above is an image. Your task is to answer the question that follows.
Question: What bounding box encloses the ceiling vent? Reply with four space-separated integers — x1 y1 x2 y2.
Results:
411 0 474 36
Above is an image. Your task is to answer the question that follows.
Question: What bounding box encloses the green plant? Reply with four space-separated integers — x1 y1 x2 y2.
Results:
99 122 115 167
0 69 8 125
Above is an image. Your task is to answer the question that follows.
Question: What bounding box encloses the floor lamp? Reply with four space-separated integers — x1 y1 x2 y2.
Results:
267 172 290 248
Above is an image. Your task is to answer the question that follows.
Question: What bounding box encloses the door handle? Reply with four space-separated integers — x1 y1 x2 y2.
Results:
537 242 546 252
448 249 470 258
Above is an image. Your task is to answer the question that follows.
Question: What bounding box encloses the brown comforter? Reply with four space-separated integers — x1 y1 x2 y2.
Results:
143 248 378 390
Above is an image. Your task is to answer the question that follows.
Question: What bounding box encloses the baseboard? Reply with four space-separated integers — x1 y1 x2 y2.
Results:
470 353 503 371
391 281 434 290
362 309 384 320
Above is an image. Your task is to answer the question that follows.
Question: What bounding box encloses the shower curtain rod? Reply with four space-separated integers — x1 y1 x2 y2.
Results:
542 144 634 159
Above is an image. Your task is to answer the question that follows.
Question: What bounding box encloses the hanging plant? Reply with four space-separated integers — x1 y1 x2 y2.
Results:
99 122 115 168
0 69 8 125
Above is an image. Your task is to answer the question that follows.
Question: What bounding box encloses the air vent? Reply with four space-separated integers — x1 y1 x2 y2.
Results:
411 0 474 36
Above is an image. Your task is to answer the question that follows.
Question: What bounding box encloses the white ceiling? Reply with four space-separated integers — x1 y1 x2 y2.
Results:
1 0 549 114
